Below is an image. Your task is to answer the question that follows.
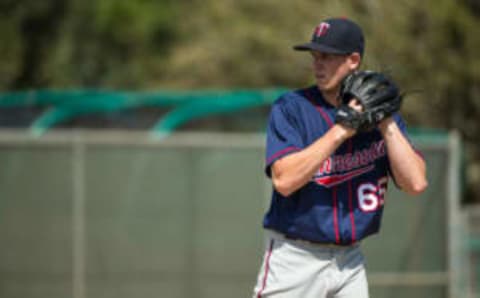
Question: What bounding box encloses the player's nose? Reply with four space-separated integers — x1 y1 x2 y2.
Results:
313 59 325 70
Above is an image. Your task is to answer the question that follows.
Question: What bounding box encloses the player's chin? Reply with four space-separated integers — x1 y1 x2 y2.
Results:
315 78 326 88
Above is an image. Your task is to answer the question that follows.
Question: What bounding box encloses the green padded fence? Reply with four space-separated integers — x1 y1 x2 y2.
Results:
0 89 288 137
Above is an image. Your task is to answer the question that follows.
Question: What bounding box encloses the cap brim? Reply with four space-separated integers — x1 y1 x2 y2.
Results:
293 42 349 55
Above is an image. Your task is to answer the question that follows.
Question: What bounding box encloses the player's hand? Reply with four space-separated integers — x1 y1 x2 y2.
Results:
334 98 364 137
348 99 363 112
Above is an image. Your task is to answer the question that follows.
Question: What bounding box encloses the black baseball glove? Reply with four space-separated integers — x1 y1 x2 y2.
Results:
335 70 402 131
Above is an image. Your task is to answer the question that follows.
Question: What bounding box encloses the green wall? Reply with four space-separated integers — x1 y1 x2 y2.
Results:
0 132 455 298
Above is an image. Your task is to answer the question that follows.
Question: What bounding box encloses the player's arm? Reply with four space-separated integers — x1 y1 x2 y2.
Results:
379 117 428 195
272 124 353 197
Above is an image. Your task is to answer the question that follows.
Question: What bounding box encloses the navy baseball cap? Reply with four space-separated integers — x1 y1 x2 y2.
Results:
293 18 365 57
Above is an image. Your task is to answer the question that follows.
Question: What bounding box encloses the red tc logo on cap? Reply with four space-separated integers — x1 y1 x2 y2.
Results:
314 22 331 37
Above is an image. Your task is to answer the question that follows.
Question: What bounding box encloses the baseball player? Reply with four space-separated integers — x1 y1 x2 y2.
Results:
252 18 427 298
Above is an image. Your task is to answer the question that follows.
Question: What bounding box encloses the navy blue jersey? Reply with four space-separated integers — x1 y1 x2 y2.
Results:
264 85 414 245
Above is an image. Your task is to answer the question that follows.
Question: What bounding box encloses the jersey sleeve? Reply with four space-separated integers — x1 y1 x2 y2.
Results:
265 99 305 178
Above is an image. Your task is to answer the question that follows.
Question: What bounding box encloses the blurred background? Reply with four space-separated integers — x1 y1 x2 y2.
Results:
0 0 479 297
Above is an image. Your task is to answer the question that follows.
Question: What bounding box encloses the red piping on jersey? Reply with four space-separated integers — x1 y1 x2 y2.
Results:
305 90 334 127
267 146 300 165
257 239 275 298
332 187 340 244
305 89 340 244
348 140 357 243
316 107 334 127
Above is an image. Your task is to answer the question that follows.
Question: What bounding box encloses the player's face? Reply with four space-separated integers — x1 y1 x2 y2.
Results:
310 51 359 93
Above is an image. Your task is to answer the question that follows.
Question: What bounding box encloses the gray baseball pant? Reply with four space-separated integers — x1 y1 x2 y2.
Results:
252 230 370 298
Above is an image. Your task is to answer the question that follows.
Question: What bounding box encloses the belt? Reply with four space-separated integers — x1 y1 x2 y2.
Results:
285 235 355 248
268 230 357 249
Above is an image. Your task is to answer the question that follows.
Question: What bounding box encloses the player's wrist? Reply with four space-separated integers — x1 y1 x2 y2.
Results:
332 123 356 141
378 116 394 128
378 117 397 135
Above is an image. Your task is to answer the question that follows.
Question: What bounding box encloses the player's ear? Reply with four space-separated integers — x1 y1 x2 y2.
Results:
348 52 361 71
